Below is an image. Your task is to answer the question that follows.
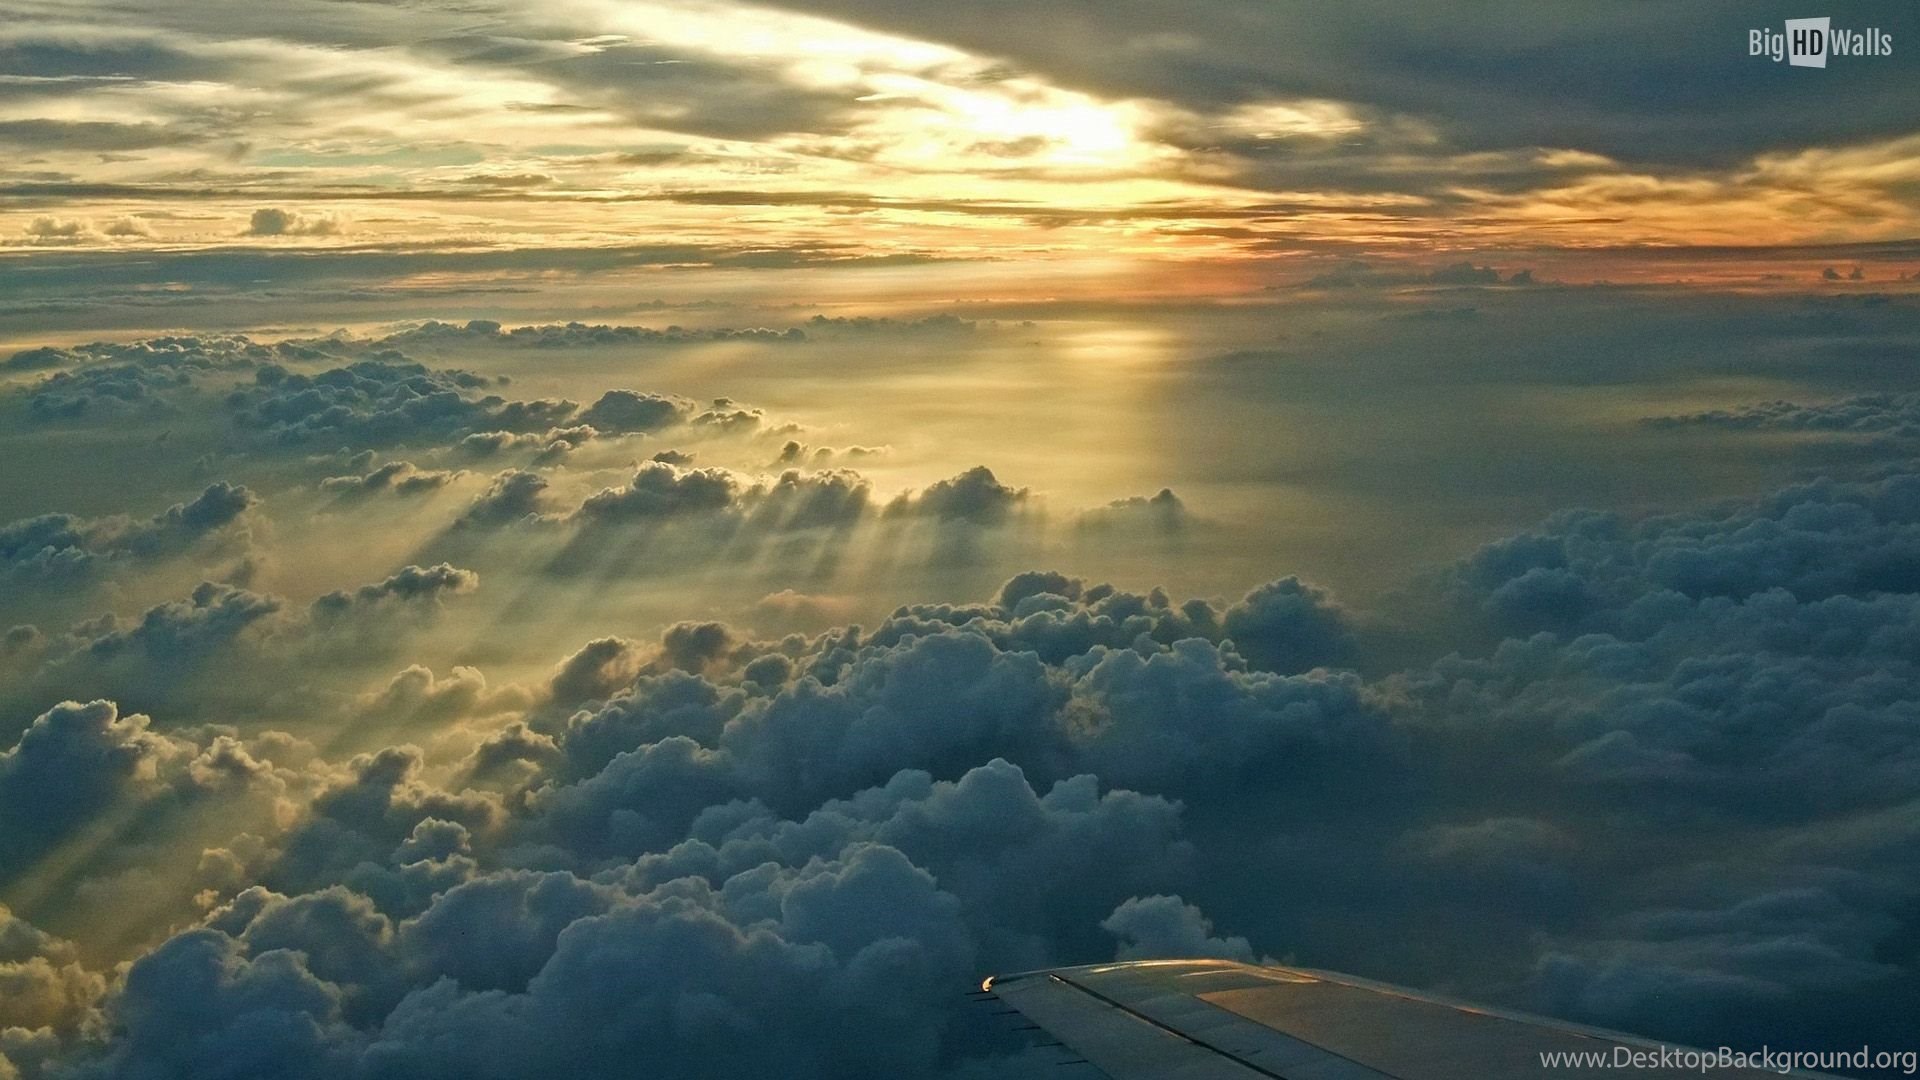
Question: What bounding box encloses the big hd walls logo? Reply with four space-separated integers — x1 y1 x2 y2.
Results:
1750 16 1894 67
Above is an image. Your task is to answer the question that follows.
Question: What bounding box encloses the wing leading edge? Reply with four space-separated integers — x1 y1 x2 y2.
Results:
980 960 1841 1080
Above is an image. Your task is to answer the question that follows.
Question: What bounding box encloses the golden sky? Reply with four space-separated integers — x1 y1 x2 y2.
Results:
3 0 1917 287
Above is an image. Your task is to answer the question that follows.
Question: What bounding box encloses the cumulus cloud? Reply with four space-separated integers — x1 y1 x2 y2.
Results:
0 701 182 877
15 311 1920 1078
20 217 95 245
101 216 155 239
319 462 463 497
310 564 479 620
1221 576 1353 674
5 561 485 725
226 359 554 447
1074 488 1188 534
1102 895 1256 963
17 336 285 420
577 390 693 434
574 462 739 522
246 208 343 237
0 482 257 598
0 904 103 1037
2 347 76 372
772 440 887 468
35 747 1190 1079
458 471 552 527
196 348 764 457
19 461 1920 1075
885 466 1028 525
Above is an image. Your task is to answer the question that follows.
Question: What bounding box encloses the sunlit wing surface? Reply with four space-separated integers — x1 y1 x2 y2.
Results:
979 960 1841 1079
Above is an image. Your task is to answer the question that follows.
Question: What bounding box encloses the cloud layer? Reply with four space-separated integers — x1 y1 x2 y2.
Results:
5 305 1920 1079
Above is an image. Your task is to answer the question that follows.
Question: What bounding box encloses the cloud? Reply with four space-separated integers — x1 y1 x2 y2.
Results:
2 347 76 371
458 471 552 527
1074 488 1188 534
885 466 1028 525
576 391 695 434
1301 260 1522 289
1102 895 1256 963
184 348 768 457
0 699 298 902
748 0 1917 175
246 208 343 237
377 320 804 349
753 590 857 630
15 299 1920 1078
1649 393 1920 437
804 313 977 336
6 562 484 723
0 701 182 878
227 358 565 447
546 638 646 705
0 482 257 598
17 335 293 420
0 119 192 152
102 216 154 238
21 218 95 245
1221 576 1353 674
23 459 1920 1073
50 751 1186 1079
319 462 463 497
309 564 479 621
573 463 738 523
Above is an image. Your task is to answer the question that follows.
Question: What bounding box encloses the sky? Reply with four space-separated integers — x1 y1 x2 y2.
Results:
2 3 1920 1079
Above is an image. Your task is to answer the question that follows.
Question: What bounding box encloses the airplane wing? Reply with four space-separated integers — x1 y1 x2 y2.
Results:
978 959 1840 1079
